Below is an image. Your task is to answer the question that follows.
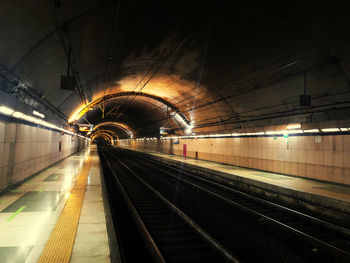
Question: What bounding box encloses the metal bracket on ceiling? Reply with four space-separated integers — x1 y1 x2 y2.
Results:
0 62 68 121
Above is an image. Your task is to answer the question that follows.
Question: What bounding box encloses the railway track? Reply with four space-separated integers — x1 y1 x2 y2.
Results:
99 147 240 263
100 146 350 262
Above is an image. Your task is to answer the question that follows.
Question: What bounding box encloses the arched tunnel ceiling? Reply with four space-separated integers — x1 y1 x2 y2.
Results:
87 97 171 136
1 0 350 137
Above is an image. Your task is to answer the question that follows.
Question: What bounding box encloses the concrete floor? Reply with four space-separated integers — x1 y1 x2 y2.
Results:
0 146 111 263
71 148 111 263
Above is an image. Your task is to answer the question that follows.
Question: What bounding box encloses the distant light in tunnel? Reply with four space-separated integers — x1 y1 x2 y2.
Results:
340 128 349 131
0 106 14 115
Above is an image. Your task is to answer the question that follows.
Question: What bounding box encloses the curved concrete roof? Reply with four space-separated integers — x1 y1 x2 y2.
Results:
1 0 350 138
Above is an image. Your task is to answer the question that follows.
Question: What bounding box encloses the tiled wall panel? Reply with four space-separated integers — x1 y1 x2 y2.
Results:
0 121 89 191
119 134 350 185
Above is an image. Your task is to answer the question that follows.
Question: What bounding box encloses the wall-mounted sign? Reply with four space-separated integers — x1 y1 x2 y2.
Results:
160 127 170 135
315 135 322 144
78 124 93 132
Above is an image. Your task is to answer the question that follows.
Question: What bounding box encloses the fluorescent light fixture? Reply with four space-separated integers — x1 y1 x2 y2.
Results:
0 106 15 115
22 115 37 123
5 109 88 139
185 123 194 134
321 128 340 132
245 132 265 135
33 110 45 119
173 113 194 134
265 130 286 135
12 111 24 119
303 129 319 133
214 133 231 137
286 129 303 134
252 132 265 135
173 113 188 127
131 126 349 141
287 123 301 130
185 127 192 134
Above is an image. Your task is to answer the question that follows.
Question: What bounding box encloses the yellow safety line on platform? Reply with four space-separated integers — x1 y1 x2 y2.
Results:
38 155 92 263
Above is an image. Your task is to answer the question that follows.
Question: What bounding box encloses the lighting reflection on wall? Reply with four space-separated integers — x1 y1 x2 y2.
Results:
0 105 89 139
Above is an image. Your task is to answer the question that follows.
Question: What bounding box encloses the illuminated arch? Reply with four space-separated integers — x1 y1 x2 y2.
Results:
92 135 110 142
68 91 190 126
91 132 113 142
92 134 111 143
90 129 119 139
93 121 133 138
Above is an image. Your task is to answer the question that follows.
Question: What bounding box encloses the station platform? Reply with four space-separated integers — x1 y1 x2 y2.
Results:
0 145 113 263
117 146 350 225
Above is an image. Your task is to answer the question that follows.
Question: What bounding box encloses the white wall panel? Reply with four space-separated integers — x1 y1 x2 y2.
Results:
0 120 89 192
0 121 5 143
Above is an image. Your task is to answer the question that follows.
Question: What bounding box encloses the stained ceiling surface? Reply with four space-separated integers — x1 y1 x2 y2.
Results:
1 0 350 138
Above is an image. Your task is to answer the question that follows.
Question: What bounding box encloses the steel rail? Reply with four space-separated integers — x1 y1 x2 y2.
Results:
115 147 350 261
132 150 350 235
104 148 241 263
101 150 166 263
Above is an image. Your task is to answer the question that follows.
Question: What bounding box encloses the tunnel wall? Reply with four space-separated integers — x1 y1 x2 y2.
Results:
0 119 89 192
118 134 350 186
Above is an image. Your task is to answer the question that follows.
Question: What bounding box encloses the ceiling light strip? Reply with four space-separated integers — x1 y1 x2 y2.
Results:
118 125 349 141
0 105 89 140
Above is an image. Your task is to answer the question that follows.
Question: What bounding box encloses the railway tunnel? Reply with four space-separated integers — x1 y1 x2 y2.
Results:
0 0 350 262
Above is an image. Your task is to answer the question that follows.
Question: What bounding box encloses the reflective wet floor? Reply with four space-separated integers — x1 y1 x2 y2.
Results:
0 146 111 263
